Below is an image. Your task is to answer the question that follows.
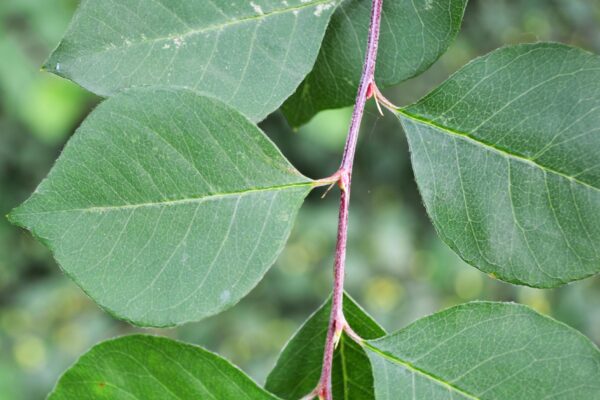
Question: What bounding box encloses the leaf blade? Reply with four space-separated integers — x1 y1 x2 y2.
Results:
48 335 279 400
400 43 600 287
265 294 385 400
283 0 468 126
9 88 313 327
366 302 600 399
45 0 339 121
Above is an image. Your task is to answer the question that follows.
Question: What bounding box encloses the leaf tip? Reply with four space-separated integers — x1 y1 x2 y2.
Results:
6 204 30 231
41 56 52 72
41 52 64 76
6 209 20 226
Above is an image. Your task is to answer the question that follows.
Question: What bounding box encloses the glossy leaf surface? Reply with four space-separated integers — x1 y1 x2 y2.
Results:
49 335 279 399
400 43 600 287
10 88 313 327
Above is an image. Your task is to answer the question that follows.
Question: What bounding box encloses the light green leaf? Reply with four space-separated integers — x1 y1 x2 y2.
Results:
400 43 600 287
265 294 385 400
48 335 279 399
366 302 600 399
283 0 468 126
9 88 313 327
44 0 339 122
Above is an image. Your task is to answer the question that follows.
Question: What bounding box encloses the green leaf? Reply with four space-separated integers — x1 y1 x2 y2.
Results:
366 302 600 399
265 294 385 399
9 88 313 327
283 0 468 126
44 0 339 122
399 43 600 288
48 335 279 399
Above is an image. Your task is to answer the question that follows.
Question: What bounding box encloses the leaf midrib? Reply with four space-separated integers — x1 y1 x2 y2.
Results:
71 0 335 55
12 181 313 216
397 109 600 193
365 342 480 400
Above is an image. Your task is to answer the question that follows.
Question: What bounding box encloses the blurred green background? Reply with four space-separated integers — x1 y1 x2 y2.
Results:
1 0 600 398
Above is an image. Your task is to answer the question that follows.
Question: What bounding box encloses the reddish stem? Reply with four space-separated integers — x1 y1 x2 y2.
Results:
312 1 384 399
339 0 382 173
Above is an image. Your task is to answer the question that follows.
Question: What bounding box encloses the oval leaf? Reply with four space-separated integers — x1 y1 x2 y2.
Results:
283 0 468 126
49 335 279 399
44 0 339 122
366 302 600 399
9 88 313 327
400 43 600 287
266 293 385 399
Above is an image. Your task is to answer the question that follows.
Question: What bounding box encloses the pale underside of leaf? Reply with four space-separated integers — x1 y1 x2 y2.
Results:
265 293 385 400
9 88 313 327
283 0 468 126
400 43 600 287
366 302 600 400
45 0 339 121
48 335 279 400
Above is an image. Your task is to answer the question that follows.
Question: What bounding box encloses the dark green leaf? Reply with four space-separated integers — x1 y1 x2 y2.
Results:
265 294 385 399
44 0 339 122
9 88 313 327
367 302 600 399
48 335 279 399
283 0 468 126
400 43 600 287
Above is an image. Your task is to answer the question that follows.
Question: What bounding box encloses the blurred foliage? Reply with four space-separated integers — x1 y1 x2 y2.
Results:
1 1 600 399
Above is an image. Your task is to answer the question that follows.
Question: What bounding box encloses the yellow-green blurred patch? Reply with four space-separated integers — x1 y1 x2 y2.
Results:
363 276 404 312
13 335 46 371
518 287 551 315
454 268 484 300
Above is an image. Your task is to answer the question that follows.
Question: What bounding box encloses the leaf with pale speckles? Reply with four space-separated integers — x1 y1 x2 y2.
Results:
44 0 339 122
